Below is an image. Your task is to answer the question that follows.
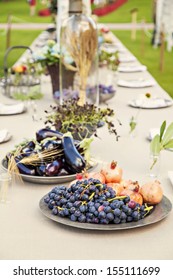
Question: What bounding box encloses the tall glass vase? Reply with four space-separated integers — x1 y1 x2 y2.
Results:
59 0 99 106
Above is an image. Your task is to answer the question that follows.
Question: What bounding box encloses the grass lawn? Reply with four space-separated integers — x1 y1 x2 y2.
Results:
0 0 51 23
113 30 173 98
98 0 153 23
0 0 153 24
0 29 41 76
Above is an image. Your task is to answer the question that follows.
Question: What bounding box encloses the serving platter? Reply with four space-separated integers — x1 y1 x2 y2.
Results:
1 158 97 184
129 98 173 109
39 195 172 231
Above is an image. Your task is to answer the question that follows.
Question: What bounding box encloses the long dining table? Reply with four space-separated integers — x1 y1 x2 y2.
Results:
0 33 173 260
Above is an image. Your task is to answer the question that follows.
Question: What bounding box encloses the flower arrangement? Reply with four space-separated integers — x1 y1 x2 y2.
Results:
7 61 43 101
44 98 119 140
33 40 74 68
33 40 60 68
99 44 120 71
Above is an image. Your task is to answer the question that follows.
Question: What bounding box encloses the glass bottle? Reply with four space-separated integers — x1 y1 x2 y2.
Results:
59 0 99 106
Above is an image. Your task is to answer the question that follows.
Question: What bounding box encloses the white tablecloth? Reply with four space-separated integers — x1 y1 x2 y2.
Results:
0 35 173 260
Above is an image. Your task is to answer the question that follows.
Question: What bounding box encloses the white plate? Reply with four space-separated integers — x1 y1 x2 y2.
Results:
117 79 156 88
0 102 26 115
0 131 12 144
119 56 137 63
118 65 147 73
129 98 173 109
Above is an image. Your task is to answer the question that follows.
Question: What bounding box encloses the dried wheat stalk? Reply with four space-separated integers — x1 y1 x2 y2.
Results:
65 20 97 106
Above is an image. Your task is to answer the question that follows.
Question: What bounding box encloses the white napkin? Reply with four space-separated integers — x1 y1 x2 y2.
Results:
0 102 25 115
119 55 137 63
117 78 156 88
0 129 11 143
133 98 167 108
118 65 147 72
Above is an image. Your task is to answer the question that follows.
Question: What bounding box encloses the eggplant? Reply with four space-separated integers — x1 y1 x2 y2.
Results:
58 168 70 176
36 164 46 176
15 159 35 176
21 147 34 157
45 160 62 176
62 136 86 173
25 141 35 150
36 128 63 142
42 139 61 150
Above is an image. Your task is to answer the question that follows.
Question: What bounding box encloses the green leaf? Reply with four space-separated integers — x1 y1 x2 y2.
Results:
162 122 173 146
150 134 161 155
160 120 166 142
163 139 173 149
79 138 94 163
129 116 137 133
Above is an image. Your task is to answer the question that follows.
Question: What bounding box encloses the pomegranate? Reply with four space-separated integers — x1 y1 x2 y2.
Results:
120 189 143 205
85 172 106 184
101 161 123 183
140 180 163 204
106 183 124 196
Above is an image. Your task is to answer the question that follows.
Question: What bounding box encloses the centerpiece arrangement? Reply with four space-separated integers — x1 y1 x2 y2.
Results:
33 40 76 102
59 0 98 106
44 98 118 140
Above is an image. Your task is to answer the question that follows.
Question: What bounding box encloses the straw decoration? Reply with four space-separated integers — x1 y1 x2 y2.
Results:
65 21 97 106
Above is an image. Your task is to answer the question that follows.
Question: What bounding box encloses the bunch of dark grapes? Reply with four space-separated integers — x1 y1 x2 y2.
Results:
44 179 153 224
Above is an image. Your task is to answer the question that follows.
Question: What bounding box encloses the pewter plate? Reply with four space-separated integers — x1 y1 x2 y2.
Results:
1 158 97 184
39 195 172 231
129 99 173 109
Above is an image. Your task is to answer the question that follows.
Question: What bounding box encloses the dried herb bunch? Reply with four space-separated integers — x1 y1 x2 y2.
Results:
63 16 98 105
45 99 118 140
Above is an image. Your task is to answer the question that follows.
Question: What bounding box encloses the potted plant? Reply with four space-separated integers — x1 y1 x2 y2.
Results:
33 40 76 102
44 98 118 141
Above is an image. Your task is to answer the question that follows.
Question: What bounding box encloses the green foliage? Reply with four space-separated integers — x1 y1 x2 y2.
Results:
98 0 153 23
33 40 60 67
99 47 119 70
129 116 137 134
150 121 173 169
45 98 118 139
150 121 173 155
13 87 43 101
0 30 41 77
0 0 51 23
